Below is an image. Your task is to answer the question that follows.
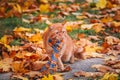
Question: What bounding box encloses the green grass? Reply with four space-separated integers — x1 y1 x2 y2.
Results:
68 29 96 39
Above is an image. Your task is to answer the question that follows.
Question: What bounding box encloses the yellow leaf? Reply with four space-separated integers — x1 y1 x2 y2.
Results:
0 35 11 50
85 45 96 53
85 44 102 53
13 3 22 13
0 35 7 44
101 73 118 80
66 26 72 32
96 0 107 9
39 4 50 13
27 33 42 42
40 0 48 3
92 23 105 33
42 74 54 80
16 4 22 13
13 27 31 32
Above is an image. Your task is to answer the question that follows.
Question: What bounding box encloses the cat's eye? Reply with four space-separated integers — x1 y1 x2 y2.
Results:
62 31 65 33
56 32 59 34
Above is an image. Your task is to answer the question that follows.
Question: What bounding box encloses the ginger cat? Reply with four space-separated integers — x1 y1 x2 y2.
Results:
43 23 75 71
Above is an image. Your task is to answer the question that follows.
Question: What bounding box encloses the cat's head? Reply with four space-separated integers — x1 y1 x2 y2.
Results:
48 23 67 40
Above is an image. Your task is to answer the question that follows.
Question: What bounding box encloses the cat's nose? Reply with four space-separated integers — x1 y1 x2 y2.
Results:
59 34 62 36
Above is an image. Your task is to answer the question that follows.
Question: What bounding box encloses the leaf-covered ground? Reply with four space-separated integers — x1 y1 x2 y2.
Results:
0 0 120 80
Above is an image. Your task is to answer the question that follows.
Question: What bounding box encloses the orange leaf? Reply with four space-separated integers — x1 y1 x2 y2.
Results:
77 33 86 39
12 61 29 73
102 41 110 49
101 16 113 23
9 51 16 58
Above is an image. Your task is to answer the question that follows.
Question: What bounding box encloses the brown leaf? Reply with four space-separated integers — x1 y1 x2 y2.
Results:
91 64 114 73
31 61 47 71
9 51 16 58
74 70 104 78
25 71 43 78
2 52 9 58
113 11 120 21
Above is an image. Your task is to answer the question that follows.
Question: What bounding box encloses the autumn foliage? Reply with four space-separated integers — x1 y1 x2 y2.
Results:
0 0 120 80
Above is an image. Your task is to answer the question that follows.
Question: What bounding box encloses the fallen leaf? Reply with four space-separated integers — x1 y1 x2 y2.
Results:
96 0 107 9
12 61 29 73
66 25 73 32
26 33 42 42
41 74 54 80
11 75 28 80
31 61 47 71
105 36 120 45
74 70 104 77
91 64 114 73
0 58 13 72
101 72 118 80
92 23 104 33
39 4 50 13
13 27 31 32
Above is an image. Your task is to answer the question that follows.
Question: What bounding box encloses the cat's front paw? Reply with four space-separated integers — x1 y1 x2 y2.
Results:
61 66 71 72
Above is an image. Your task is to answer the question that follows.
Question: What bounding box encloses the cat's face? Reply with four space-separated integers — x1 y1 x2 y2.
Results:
49 23 67 40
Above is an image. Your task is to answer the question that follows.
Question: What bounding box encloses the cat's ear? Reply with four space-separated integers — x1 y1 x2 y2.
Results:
62 21 67 28
48 25 53 30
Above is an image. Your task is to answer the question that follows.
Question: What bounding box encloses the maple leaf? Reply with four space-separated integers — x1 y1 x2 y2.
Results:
40 0 48 3
105 36 120 45
13 27 31 32
26 33 42 42
92 23 105 33
66 25 72 32
42 74 54 80
0 35 11 50
13 3 22 13
39 4 50 13
12 61 29 73
0 35 7 44
96 0 107 9
74 70 104 77
0 58 13 72
91 64 114 73
101 16 113 23
11 75 28 80
101 73 118 80
31 61 47 71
